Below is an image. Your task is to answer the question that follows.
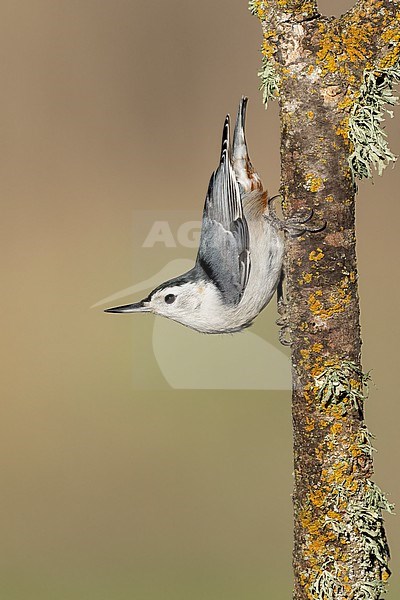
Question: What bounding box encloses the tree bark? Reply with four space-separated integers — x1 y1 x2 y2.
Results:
251 2 399 598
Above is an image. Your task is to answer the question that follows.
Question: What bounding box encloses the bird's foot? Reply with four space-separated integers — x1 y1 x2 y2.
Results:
276 318 293 346
276 291 293 347
267 195 326 238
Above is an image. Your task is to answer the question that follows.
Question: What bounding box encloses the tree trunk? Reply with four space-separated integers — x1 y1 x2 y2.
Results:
250 1 398 598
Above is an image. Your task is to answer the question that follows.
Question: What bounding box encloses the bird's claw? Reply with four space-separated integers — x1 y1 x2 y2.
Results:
267 195 326 237
279 326 293 347
285 207 314 225
276 314 293 346
276 288 293 347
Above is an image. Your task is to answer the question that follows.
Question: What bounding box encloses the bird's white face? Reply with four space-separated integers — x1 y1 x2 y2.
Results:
146 281 223 332
149 282 202 318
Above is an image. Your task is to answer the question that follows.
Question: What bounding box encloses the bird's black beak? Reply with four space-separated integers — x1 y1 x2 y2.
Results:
104 300 151 313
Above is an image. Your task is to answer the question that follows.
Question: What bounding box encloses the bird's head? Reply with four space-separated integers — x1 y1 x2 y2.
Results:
105 272 221 332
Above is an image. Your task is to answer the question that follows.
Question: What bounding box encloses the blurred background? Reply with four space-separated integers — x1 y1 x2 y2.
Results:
1 1 399 598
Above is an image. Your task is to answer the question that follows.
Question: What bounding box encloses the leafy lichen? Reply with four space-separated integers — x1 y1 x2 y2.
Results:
248 0 267 19
347 479 394 582
358 424 377 458
348 65 400 179
314 360 370 414
309 566 347 600
258 54 280 107
248 0 257 15
301 361 394 600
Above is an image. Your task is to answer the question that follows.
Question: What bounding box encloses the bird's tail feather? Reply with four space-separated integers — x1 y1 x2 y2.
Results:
232 96 263 193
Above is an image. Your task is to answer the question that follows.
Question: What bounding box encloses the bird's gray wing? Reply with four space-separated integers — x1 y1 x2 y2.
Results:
196 115 251 305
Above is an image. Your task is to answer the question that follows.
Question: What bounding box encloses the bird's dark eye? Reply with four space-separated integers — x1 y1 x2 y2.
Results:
165 293 176 304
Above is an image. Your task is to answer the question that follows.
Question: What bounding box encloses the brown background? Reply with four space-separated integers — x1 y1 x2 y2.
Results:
1 1 399 598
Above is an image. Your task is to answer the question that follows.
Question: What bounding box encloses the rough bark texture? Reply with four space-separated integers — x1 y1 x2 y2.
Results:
251 2 400 599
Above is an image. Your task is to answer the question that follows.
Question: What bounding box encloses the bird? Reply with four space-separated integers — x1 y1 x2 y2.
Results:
105 97 318 334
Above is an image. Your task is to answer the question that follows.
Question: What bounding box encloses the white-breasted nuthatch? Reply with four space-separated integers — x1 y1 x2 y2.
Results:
105 97 320 333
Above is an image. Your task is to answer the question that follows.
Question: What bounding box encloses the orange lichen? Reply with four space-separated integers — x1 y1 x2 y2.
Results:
316 15 380 76
261 31 277 58
308 286 351 319
305 417 315 432
350 444 363 458
249 0 267 21
311 343 323 353
309 248 324 262
298 340 327 377
298 271 313 285
305 173 324 192
313 5 400 155
327 510 342 521
349 378 361 390
330 422 343 436
336 115 351 140
310 488 326 508
276 0 318 16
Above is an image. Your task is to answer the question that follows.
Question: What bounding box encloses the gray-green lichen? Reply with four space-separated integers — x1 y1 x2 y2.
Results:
310 361 393 600
349 64 400 179
258 55 280 107
248 0 258 16
309 566 344 600
309 479 393 600
346 480 393 599
314 360 370 414
348 480 394 566
352 579 388 600
358 424 377 458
